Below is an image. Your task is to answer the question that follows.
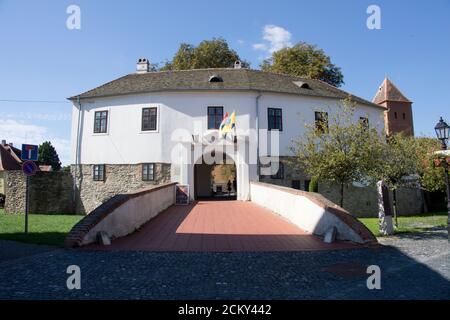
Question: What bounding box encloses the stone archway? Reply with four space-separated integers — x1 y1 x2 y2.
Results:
194 152 237 199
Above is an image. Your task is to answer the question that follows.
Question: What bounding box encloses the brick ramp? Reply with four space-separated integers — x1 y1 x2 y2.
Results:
84 200 361 252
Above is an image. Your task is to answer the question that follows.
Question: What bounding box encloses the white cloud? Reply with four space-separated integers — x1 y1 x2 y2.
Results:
252 43 268 51
0 111 71 121
237 39 245 45
0 119 71 166
253 24 293 55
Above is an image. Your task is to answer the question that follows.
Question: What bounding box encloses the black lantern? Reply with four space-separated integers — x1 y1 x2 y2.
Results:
434 117 450 243
434 117 450 149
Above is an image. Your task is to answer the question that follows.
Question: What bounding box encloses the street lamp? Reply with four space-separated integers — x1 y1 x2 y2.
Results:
434 117 450 242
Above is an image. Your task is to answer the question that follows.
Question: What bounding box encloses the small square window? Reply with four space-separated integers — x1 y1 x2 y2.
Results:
93 165 105 181
360 117 369 130
142 163 155 181
291 180 301 190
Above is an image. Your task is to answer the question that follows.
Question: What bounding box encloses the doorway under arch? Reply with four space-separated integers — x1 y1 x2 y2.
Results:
194 152 237 200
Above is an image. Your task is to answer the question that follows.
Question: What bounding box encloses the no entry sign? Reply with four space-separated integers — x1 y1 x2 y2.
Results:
22 160 38 176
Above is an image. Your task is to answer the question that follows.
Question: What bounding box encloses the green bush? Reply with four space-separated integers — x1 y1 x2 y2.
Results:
309 178 319 193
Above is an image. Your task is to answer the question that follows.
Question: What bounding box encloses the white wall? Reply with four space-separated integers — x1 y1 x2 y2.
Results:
257 93 385 156
71 90 385 165
71 91 257 165
250 182 375 244
81 183 176 245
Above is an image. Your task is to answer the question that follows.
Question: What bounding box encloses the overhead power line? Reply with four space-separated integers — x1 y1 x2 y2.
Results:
0 99 70 104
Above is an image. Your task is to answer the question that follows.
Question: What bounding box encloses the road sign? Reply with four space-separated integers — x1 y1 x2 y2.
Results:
21 160 38 235
175 184 190 205
22 160 38 176
21 144 38 161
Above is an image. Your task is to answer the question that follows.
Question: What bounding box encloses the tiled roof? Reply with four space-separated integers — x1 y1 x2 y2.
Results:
69 68 383 109
0 144 22 170
373 78 411 104
0 144 47 171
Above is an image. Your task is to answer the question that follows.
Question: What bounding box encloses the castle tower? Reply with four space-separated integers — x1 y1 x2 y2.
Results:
373 78 414 136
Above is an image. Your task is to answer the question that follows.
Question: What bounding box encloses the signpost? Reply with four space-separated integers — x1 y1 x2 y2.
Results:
175 184 190 205
21 144 38 234
21 144 39 161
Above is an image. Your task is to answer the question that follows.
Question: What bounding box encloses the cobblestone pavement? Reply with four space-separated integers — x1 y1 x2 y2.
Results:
0 240 56 263
0 231 448 300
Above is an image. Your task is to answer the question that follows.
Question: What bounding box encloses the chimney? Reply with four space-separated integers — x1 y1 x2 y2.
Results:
136 58 150 74
1 140 6 146
9 142 13 147
234 60 242 69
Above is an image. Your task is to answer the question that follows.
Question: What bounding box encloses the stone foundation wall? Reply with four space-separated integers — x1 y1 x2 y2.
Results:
318 183 423 218
259 156 308 189
0 171 5 195
3 170 74 214
4 170 26 214
29 172 74 214
259 157 424 218
71 163 172 214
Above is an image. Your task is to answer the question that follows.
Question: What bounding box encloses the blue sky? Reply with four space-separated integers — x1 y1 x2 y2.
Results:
0 0 449 165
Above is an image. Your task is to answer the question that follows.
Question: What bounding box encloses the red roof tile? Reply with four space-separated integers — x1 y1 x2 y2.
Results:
373 78 411 104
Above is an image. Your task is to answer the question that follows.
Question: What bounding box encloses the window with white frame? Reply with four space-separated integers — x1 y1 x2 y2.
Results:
142 163 155 181
93 165 105 181
268 108 283 131
94 111 108 133
142 107 158 131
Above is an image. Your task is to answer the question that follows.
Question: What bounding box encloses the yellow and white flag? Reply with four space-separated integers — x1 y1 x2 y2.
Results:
219 111 236 138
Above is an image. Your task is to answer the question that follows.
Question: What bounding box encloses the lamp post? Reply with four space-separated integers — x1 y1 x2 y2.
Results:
434 117 450 242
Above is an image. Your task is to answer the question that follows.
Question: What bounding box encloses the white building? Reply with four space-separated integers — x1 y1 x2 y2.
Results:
69 59 385 214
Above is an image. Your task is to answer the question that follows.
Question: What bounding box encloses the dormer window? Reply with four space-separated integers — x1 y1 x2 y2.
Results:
293 81 311 89
209 75 223 83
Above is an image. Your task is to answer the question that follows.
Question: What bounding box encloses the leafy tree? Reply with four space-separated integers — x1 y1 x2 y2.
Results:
289 97 382 207
38 141 61 171
371 133 419 226
414 137 447 193
261 42 344 87
161 38 249 70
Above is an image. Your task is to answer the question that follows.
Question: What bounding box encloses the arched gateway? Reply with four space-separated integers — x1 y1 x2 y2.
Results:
194 152 237 199
171 131 255 202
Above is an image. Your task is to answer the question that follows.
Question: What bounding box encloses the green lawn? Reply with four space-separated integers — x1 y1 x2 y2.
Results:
0 209 82 247
359 212 447 237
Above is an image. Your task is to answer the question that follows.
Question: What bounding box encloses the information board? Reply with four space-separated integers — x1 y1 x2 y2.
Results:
175 184 190 205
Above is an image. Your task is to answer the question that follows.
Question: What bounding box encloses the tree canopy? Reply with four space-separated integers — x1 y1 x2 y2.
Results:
414 137 447 193
372 133 419 190
161 38 249 70
261 42 344 87
289 97 382 207
38 141 61 171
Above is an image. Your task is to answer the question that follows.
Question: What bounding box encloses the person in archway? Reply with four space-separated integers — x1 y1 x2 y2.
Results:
232 177 237 193
227 180 232 196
